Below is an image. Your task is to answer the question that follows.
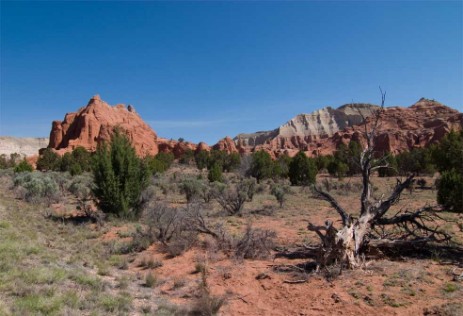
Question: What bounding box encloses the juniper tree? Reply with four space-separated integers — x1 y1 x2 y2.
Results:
92 129 149 219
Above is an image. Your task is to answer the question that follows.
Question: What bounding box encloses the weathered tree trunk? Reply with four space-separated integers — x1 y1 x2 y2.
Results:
310 215 373 269
307 90 451 271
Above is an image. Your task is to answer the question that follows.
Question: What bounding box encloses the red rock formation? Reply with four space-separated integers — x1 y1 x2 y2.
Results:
45 96 461 161
195 142 211 153
156 138 197 158
47 95 159 157
236 99 462 157
314 99 462 156
212 136 239 154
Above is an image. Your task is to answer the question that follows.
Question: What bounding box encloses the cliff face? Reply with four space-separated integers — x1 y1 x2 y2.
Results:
235 104 379 149
47 95 159 156
234 99 462 157
0 137 49 157
325 98 463 156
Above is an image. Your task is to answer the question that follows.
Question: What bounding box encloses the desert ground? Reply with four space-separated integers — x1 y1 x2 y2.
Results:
0 165 461 316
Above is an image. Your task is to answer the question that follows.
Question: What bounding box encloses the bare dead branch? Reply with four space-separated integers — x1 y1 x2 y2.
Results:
374 205 452 242
374 175 415 219
313 187 350 226
283 279 308 284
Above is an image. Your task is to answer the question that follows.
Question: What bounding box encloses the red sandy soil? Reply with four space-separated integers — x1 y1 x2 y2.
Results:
96 175 462 315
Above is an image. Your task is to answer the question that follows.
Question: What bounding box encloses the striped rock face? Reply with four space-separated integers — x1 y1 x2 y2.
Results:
234 99 462 158
0 137 49 157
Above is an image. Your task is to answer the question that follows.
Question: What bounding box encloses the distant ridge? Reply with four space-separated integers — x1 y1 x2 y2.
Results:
5 97 461 159
233 98 462 157
235 103 379 147
0 137 49 157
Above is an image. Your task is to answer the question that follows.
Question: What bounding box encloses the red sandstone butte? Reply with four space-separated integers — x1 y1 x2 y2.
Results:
47 95 159 157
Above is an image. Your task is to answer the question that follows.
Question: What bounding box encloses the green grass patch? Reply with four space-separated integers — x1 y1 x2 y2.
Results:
19 267 67 285
443 282 459 293
14 294 64 315
99 292 132 313
68 272 105 291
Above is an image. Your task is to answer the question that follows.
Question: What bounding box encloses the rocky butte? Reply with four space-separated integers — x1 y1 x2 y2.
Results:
234 98 462 157
47 95 159 156
46 95 205 158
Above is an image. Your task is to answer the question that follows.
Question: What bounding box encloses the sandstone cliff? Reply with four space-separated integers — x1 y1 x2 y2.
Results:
235 104 379 148
0 137 49 157
47 95 159 156
234 99 462 157
324 98 463 156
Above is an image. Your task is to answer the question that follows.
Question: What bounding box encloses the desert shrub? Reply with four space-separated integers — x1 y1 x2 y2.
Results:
319 178 362 193
213 180 254 215
179 149 195 165
162 232 197 258
234 225 276 259
207 150 225 169
179 180 214 203
337 181 363 195
109 225 153 254
240 178 257 201
47 171 73 194
315 155 332 172
92 129 149 218
179 179 203 203
327 160 348 179
138 256 162 270
437 171 463 213
0 154 14 169
222 153 241 172
145 203 185 244
271 184 290 207
145 152 174 175
288 151 317 186
396 147 435 176
346 140 363 175
204 150 241 173
14 159 33 173
13 172 60 205
247 150 274 183
432 130 463 172
0 168 14 184
69 173 94 200
195 150 210 170
60 146 92 175
189 291 226 316
144 272 157 288
144 203 199 257
237 154 252 177
36 148 62 171
272 154 291 179
378 154 398 177
207 163 223 183
198 182 214 203
432 130 463 213
330 141 363 176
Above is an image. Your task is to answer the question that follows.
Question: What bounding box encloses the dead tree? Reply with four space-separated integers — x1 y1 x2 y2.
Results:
309 89 451 269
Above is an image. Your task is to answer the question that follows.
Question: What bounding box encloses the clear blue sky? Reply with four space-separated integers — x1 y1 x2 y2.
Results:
1 1 461 144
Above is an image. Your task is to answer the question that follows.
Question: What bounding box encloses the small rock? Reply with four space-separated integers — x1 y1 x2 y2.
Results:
331 293 342 303
256 272 271 280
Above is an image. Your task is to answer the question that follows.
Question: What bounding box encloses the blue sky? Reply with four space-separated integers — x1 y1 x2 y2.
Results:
1 1 461 144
